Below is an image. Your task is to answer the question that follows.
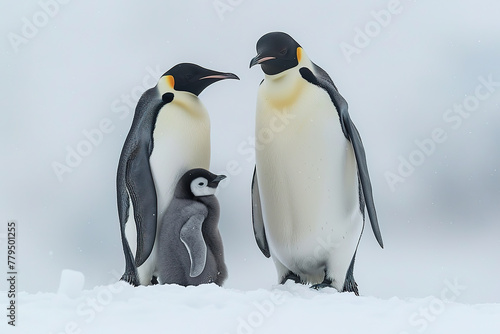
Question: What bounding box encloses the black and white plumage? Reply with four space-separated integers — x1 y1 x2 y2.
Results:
116 63 238 286
249 32 383 295
156 168 227 286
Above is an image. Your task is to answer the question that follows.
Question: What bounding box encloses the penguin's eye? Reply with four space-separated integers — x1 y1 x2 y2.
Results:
279 48 287 55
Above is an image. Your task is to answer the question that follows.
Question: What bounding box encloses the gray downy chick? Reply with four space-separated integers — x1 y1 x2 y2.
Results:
156 168 227 286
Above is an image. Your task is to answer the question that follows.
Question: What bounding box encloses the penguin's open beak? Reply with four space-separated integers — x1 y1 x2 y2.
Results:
199 73 239 81
249 54 276 68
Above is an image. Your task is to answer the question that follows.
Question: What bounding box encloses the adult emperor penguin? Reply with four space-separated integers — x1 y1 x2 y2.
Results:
156 168 227 286
249 32 383 295
117 63 238 286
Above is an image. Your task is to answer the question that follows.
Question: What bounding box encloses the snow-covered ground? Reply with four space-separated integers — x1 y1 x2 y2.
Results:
2 273 499 334
1 0 500 332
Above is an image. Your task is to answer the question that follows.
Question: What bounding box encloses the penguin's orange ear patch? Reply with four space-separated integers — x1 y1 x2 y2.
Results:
296 47 303 63
165 75 175 89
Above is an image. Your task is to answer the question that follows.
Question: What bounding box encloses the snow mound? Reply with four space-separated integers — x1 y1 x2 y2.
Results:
56 269 85 299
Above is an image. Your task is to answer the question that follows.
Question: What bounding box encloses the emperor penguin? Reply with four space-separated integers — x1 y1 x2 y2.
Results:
117 63 238 286
249 32 383 295
156 168 227 286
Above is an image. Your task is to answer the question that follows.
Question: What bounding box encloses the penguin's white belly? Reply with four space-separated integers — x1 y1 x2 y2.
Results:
150 102 210 218
256 83 362 278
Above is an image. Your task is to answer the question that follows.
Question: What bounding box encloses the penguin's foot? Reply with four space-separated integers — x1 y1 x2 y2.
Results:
310 277 333 290
310 283 333 290
150 276 159 285
280 272 303 284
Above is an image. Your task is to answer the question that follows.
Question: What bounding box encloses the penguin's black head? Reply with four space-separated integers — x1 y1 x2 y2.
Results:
174 168 226 199
249 32 302 75
161 63 239 96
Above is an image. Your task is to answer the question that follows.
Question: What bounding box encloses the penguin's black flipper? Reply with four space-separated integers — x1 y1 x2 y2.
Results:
343 252 359 296
120 271 139 286
117 163 138 285
117 88 166 270
299 66 384 249
125 143 158 267
251 167 270 257
342 115 383 248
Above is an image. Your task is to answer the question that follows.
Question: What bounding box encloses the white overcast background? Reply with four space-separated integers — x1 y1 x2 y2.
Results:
1 0 499 306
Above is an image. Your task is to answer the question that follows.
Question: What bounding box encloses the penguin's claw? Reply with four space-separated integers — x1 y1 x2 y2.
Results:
310 282 333 290
280 272 303 284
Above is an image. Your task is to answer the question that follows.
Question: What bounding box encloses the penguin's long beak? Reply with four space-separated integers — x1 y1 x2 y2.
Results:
199 73 239 81
194 70 239 96
249 54 276 68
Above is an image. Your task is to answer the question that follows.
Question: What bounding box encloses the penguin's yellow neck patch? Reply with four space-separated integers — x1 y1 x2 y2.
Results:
296 47 303 63
165 75 175 89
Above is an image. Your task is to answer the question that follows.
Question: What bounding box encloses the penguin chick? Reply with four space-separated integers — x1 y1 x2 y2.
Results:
156 168 227 286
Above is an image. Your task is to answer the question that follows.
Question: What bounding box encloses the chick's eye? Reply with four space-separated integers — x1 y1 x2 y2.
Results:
192 177 208 189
